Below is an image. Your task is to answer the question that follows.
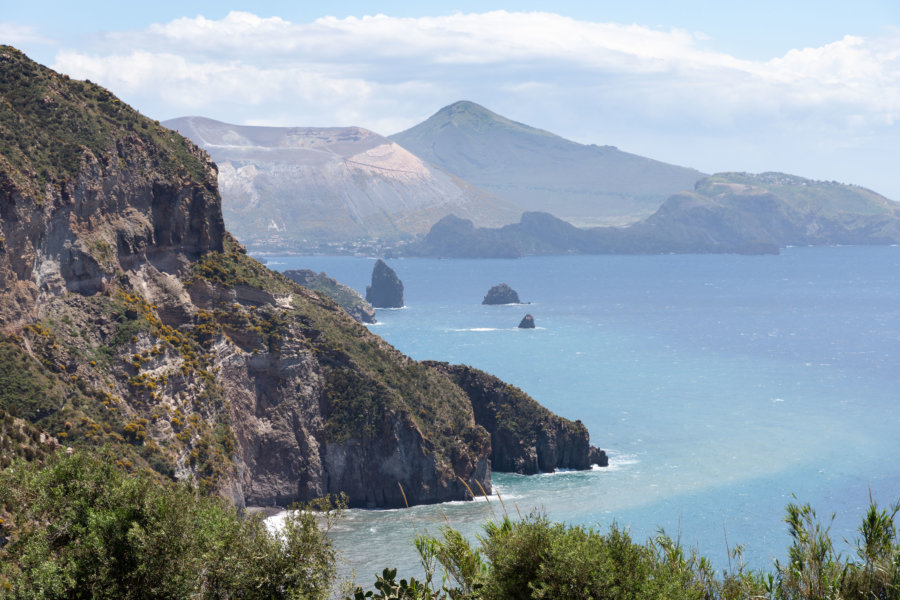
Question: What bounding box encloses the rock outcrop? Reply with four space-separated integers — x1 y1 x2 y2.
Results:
589 446 609 467
0 47 603 509
365 259 404 308
483 283 521 305
518 314 535 329
425 362 605 474
282 269 375 323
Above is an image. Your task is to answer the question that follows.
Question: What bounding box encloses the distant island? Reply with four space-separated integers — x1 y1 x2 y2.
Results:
401 172 900 258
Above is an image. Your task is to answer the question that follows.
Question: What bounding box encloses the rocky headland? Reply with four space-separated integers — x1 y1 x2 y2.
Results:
282 269 376 324
0 47 603 509
425 362 607 473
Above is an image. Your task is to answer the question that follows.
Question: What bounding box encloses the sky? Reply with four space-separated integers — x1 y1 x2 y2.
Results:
3 1 900 199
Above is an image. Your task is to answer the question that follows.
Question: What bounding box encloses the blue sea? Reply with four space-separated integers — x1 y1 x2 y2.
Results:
265 247 900 582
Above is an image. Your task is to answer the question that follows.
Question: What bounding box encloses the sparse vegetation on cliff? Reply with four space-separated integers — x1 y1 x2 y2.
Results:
0 46 211 192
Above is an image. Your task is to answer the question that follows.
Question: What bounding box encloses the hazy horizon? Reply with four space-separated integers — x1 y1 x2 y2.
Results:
3 1 899 199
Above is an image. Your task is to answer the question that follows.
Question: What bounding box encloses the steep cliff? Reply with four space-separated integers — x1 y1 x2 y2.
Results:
425 362 607 473
0 47 601 508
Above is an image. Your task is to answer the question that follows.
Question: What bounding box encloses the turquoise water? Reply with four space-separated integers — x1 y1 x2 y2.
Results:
266 247 900 581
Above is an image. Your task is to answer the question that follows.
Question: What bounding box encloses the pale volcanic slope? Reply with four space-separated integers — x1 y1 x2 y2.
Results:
165 116 520 249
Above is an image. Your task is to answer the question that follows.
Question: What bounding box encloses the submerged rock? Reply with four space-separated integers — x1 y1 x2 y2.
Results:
366 259 404 308
518 314 535 329
482 283 521 305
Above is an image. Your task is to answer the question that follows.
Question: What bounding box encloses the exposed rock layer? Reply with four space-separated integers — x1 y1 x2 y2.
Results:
164 116 521 249
426 362 607 473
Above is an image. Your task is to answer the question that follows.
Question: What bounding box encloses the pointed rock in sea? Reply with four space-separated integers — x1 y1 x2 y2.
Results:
366 259 404 308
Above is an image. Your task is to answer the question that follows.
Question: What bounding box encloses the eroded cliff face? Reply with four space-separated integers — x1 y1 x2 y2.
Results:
426 362 607 473
0 47 598 509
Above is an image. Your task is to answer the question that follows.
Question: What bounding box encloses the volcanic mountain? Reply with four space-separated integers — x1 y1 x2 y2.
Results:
390 100 705 226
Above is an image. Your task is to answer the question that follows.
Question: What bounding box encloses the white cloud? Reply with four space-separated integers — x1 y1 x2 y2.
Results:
45 11 900 197
53 11 900 120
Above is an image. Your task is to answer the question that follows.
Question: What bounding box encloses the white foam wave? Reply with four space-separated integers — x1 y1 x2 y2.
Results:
595 452 640 472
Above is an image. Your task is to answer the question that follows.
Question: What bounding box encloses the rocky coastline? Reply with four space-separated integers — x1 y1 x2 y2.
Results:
0 46 604 510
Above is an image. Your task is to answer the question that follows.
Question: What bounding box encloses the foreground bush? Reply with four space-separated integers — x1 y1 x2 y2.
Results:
349 499 900 600
2 448 897 600
0 449 343 599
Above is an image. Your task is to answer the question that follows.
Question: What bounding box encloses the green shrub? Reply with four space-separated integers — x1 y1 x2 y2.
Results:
0 449 343 599
350 499 900 600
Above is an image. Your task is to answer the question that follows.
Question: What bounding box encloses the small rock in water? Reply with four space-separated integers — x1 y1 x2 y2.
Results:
589 447 608 467
483 283 521 305
518 314 535 329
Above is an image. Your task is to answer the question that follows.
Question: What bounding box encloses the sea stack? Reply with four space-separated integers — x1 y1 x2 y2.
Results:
482 283 521 305
518 314 535 329
366 259 404 308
